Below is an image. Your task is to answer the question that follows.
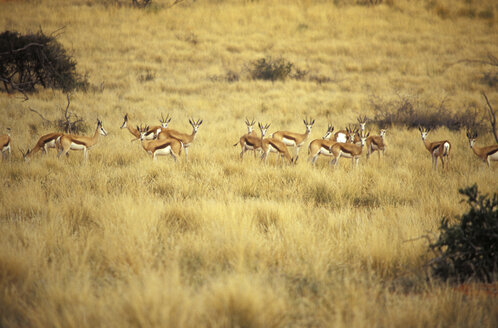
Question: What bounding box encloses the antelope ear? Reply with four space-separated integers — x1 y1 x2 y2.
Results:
198 120 203 125
312 119 315 125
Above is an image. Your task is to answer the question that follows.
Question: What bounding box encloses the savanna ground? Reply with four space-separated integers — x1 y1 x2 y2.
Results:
1 0 498 327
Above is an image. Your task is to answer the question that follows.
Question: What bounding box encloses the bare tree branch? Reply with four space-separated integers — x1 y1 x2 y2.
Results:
482 92 498 143
0 42 44 56
28 107 51 123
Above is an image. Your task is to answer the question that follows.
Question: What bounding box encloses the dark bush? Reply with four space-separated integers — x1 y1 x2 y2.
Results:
369 94 485 131
429 185 498 283
249 57 293 81
0 30 88 95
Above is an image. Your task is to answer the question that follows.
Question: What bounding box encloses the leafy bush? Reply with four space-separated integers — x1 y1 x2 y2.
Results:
429 185 498 283
0 30 88 95
369 94 485 131
248 57 293 81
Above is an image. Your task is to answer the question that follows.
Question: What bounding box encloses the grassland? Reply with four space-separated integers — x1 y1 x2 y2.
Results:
1 0 497 327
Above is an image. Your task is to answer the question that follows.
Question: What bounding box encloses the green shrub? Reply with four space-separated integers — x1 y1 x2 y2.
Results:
0 30 88 95
249 57 293 82
429 185 498 283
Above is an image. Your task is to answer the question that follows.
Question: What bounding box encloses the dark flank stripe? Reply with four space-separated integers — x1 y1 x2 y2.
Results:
488 147 498 156
269 141 282 150
43 136 58 144
282 134 297 142
430 142 443 152
155 142 172 151
245 140 255 147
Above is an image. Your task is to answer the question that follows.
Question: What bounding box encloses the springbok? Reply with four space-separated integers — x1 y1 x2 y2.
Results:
308 124 336 165
271 118 314 162
57 119 108 161
418 127 451 170
120 113 160 140
329 130 369 168
22 132 64 161
366 129 387 161
466 129 498 168
1 128 11 160
137 124 183 161
234 118 262 159
259 123 294 164
157 118 202 160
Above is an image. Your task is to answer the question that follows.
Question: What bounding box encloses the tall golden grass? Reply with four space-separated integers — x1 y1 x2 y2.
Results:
1 0 497 327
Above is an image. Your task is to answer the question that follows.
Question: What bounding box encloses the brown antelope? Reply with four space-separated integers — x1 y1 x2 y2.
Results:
137 125 183 161
120 113 159 140
22 132 64 161
466 129 498 168
271 118 314 162
418 127 451 170
1 128 11 160
329 130 369 168
366 129 387 161
259 123 294 164
352 115 368 144
57 119 108 161
308 124 337 165
158 118 202 160
233 118 261 159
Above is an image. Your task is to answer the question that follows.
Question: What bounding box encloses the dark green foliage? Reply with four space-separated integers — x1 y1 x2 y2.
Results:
369 94 485 131
249 57 294 81
430 185 498 283
0 30 88 95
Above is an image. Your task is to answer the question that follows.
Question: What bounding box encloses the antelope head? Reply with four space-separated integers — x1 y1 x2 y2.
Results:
258 122 271 138
245 117 256 133
357 115 368 131
159 113 172 128
120 114 129 129
303 117 315 133
418 126 430 140
346 125 358 143
322 124 334 140
466 129 478 148
19 146 30 161
97 119 108 136
189 118 203 133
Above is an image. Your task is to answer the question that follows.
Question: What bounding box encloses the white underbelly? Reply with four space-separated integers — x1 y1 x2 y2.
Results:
70 143 86 150
318 147 333 156
244 143 256 150
489 152 498 161
268 144 279 153
281 138 296 147
339 151 353 158
2 144 10 152
45 140 57 149
155 146 172 155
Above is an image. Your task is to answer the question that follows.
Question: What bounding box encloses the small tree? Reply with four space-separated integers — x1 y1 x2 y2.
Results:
0 30 88 96
429 185 498 283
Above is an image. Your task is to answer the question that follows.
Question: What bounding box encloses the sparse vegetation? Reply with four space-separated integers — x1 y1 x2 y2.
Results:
1 0 497 327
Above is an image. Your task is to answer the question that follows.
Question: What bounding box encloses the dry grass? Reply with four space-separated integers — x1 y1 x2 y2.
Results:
1 0 497 327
